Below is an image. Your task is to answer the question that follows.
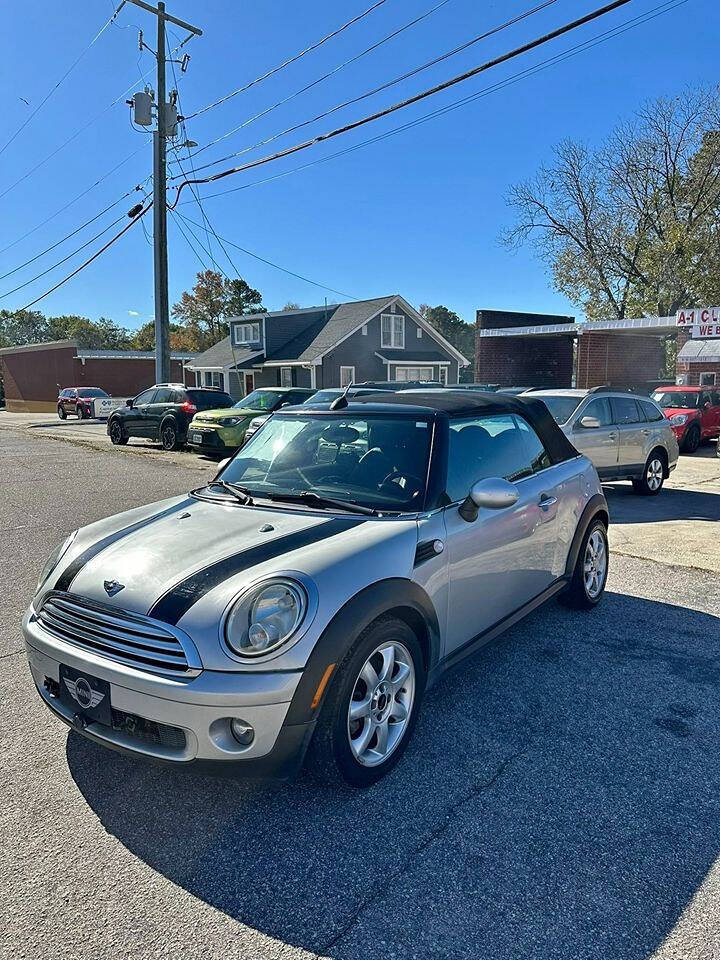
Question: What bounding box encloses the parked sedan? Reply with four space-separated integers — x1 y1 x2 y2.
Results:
57 387 109 420
107 385 234 450
532 388 678 494
187 387 315 454
651 386 720 452
25 390 608 787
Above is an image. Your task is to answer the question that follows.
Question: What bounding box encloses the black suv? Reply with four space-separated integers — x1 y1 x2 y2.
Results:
107 384 234 450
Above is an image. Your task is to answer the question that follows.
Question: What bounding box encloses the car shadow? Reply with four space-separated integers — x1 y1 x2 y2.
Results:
604 484 720 524
67 591 720 959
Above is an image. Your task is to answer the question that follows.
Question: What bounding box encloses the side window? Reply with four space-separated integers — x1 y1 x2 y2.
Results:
153 388 173 403
134 389 157 405
287 391 309 405
446 414 551 502
610 396 642 424
581 398 612 425
711 391 720 406
639 399 664 422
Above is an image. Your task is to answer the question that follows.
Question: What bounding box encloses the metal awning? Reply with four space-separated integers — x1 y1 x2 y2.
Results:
477 316 677 339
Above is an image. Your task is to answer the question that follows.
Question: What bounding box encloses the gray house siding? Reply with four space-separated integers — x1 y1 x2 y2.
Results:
253 366 312 389
319 306 458 387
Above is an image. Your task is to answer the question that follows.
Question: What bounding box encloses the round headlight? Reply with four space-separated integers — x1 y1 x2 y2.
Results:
218 416 241 427
36 530 77 593
225 580 306 657
669 413 689 425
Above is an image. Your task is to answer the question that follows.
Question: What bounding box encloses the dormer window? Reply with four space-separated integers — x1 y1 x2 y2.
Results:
233 322 260 346
381 313 404 349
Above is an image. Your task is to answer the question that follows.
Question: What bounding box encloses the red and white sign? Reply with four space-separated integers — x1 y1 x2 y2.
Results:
676 307 720 338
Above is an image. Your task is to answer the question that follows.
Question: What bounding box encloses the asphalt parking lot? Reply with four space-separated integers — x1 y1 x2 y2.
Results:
1 421 719 960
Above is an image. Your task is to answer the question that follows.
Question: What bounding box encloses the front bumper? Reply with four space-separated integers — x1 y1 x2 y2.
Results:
23 608 310 779
186 424 243 452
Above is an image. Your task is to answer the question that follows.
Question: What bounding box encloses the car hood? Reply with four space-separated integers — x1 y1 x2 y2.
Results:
193 406 262 422
45 495 418 639
659 406 700 419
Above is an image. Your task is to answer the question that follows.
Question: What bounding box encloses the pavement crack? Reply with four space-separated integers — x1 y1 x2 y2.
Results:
320 742 531 954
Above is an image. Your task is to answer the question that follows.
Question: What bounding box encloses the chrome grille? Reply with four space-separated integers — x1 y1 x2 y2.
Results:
37 592 201 677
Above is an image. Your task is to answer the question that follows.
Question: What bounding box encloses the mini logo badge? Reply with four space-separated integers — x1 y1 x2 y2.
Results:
64 677 105 711
103 579 124 597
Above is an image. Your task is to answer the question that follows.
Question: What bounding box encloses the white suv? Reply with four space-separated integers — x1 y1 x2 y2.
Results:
531 388 679 495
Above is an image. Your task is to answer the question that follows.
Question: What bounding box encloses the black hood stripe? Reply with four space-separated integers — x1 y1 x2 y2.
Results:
148 517 366 626
54 498 195 593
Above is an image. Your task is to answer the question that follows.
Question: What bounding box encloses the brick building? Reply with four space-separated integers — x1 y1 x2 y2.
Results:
475 311 679 390
0 340 196 413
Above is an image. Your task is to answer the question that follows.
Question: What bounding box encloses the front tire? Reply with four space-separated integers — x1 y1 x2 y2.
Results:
561 518 608 609
632 451 665 495
682 423 701 453
77 405 87 420
109 418 128 445
57 405 66 420
306 616 425 787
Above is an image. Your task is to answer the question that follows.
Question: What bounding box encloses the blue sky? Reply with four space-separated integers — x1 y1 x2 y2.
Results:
1 0 717 330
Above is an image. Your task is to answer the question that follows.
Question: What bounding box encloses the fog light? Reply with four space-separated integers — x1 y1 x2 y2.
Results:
230 718 255 745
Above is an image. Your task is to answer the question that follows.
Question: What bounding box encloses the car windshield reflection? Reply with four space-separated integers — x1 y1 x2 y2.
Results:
214 413 433 512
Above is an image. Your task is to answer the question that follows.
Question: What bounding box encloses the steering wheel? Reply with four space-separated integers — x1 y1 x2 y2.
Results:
379 470 423 494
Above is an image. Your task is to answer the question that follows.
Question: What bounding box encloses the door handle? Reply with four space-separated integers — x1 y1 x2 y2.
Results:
607 432 618 440
642 429 650 435
539 495 557 510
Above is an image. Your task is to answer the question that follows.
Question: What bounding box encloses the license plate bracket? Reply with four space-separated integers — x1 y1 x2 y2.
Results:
191 432 203 444
58 664 112 726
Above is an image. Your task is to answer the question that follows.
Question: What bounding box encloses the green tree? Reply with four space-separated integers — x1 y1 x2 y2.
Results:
131 320 202 352
418 304 474 381
0 309 49 346
504 86 720 320
47 315 132 349
171 270 264 350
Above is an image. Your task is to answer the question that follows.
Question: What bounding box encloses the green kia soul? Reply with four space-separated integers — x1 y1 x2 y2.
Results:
187 387 315 454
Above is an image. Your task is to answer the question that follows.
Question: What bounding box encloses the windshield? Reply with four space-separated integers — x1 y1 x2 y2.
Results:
235 390 284 411
304 390 340 404
652 390 699 409
536 395 582 424
77 388 108 398
217 413 432 512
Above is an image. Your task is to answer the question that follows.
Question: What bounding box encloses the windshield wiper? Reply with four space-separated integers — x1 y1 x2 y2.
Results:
264 491 378 516
200 480 255 504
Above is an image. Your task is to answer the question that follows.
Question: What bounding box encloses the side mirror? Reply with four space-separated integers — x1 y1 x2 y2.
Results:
125 398 133 408
704 401 711 409
459 477 519 522
577 415 601 429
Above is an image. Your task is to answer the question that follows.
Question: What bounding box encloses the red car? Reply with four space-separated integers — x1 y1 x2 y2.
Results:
651 385 720 452
57 387 109 420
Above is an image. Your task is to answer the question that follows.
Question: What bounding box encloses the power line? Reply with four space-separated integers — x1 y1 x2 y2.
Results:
189 0 686 206
170 0 635 208
0 2 127 159
169 0 455 167
11 203 152 313
175 211 360 300
184 0 391 121
0 212 128 300
0 149 148 259
177 0 559 176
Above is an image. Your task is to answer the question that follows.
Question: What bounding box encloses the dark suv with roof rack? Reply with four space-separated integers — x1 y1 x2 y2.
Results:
107 384 234 450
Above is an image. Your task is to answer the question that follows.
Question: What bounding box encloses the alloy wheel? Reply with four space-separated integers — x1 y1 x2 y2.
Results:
646 458 663 491
162 424 176 450
347 640 415 767
110 421 123 442
583 529 607 599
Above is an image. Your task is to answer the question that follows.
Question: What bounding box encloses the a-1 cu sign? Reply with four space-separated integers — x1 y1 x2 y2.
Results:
676 307 720 338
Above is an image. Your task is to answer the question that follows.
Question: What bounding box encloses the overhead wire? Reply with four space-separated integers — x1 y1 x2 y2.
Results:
169 0 635 208
188 0 686 205
168 0 455 168
0 1 127 158
176 0 560 173
11 202 152 313
175 210 359 300
184 0 390 121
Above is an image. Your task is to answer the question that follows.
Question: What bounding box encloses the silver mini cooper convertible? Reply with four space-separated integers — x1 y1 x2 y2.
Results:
24 392 608 787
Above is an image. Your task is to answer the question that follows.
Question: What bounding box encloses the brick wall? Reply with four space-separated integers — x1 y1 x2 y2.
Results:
676 359 720 386
575 333 665 389
475 309 575 387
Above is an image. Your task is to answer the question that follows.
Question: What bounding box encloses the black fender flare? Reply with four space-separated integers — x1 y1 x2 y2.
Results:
564 493 609 578
283 578 441 727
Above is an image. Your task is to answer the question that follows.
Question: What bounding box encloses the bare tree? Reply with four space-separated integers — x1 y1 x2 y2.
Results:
504 86 720 319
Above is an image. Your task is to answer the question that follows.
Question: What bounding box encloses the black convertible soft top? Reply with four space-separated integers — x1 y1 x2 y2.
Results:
348 390 579 466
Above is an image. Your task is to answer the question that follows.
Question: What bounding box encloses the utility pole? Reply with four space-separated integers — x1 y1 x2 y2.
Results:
127 0 201 384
